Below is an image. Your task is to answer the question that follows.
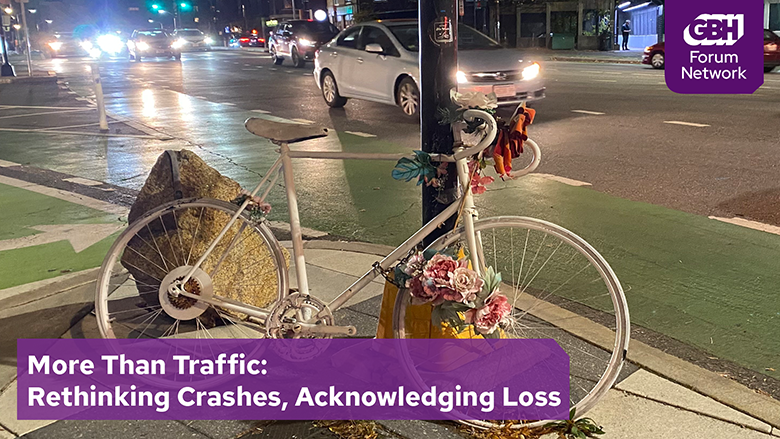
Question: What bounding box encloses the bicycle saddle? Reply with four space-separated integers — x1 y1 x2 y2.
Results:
245 117 329 144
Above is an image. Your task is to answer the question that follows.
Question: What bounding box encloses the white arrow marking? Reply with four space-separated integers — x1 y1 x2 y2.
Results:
0 223 124 253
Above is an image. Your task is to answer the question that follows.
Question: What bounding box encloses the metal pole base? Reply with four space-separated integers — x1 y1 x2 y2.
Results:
0 63 15 77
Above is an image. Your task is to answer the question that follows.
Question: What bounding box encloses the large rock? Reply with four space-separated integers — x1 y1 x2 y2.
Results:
120 150 287 328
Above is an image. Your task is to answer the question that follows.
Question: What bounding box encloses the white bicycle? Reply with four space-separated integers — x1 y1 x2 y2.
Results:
95 110 629 429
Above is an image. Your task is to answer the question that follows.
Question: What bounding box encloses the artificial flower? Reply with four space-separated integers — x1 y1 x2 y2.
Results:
423 254 464 288
449 267 484 300
450 89 498 110
465 293 512 335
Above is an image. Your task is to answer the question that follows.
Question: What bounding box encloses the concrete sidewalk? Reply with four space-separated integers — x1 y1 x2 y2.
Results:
0 170 779 439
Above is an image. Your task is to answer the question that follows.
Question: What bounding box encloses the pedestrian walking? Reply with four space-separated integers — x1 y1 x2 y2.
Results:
621 20 631 50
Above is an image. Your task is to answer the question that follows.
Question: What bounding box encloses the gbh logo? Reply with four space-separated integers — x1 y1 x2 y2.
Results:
683 14 744 46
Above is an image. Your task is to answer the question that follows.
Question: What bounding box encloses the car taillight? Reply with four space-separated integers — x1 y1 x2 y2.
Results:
239 38 250 42
258 38 265 42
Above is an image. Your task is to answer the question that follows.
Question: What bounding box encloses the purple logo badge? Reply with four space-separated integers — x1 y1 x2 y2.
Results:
666 0 763 94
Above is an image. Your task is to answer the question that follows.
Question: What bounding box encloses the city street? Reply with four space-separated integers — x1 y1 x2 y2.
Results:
1 48 780 430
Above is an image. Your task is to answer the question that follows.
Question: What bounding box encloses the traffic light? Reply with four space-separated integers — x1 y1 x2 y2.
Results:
179 2 191 11
151 4 160 10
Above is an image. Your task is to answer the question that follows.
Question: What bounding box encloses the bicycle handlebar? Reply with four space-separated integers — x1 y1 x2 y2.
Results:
452 109 498 161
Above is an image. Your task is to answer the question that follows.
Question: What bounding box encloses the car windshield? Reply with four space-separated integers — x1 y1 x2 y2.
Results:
387 24 502 52
296 21 339 38
177 30 203 36
138 31 170 39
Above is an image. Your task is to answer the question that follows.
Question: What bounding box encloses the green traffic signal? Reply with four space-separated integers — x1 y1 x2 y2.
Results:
179 2 191 10
151 4 159 9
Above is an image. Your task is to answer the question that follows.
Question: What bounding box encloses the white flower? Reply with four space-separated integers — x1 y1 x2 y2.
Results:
450 89 498 110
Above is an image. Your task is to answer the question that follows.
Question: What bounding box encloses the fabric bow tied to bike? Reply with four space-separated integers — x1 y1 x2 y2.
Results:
493 107 536 179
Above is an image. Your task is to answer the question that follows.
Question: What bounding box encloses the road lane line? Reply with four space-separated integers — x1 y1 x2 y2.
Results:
0 109 93 120
344 131 377 138
535 174 592 187
664 121 710 128
0 175 128 215
594 79 618 83
709 216 780 237
251 109 271 113
571 110 605 115
291 118 314 124
0 127 165 139
0 160 20 167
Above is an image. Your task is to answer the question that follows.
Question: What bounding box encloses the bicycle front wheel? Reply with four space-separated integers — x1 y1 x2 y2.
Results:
95 198 288 340
393 216 630 429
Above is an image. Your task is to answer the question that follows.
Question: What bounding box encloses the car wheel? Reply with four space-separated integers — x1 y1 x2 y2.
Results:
292 47 305 68
271 47 283 65
765 66 776 73
321 71 347 108
396 77 419 119
651 52 664 69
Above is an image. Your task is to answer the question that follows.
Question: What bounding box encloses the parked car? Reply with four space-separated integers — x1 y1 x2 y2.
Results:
269 19 339 68
172 28 214 51
314 20 545 118
643 31 780 72
765 29 780 72
642 42 665 69
127 29 182 61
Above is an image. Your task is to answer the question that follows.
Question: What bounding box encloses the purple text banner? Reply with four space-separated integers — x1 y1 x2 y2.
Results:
18 338 569 421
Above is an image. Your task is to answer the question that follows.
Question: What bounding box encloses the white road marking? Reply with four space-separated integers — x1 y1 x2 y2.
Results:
36 122 103 131
0 175 128 215
594 79 618 83
269 68 277 71
664 121 710 128
0 127 164 139
709 216 780 237
0 223 125 253
571 110 605 116
193 95 208 99
251 109 271 113
0 159 20 167
0 267 100 302
0 109 93 120
535 173 592 187
0 105 88 110
221 102 237 106
256 66 264 68
291 118 314 124
344 131 377 138
62 177 104 187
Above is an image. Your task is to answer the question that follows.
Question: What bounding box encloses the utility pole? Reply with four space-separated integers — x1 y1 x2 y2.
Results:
291 0 296 20
420 0 458 244
18 0 31 77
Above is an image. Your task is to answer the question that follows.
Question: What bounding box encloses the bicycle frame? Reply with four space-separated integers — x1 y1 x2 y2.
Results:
170 113 497 327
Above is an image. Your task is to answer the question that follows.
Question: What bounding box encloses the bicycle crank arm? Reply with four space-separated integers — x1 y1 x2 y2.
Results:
283 322 357 337
174 289 270 321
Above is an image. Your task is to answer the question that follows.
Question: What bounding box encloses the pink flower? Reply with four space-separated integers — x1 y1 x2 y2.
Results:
471 174 494 195
465 293 512 335
403 253 427 276
409 276 445 304
423 254 463 289
448 267 484 302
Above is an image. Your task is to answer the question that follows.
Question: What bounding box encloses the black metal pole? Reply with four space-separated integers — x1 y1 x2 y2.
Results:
419 0 457 245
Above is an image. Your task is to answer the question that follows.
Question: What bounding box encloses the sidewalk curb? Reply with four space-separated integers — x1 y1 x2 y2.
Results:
0 73 57 85
548 56 642 64
301 239 780 430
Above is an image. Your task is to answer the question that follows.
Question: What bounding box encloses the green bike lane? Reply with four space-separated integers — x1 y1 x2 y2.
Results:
0 174 127 292
0 83 777 384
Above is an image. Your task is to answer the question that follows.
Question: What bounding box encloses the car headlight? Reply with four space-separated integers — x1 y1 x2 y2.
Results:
79 40 93 51
48 41 63 51
172 38 186 49
137 41 150 51
97 34 124 55
204 37 214 45
645 46 652 52
456 70 468 84
522 63 540 81
298 38 315 47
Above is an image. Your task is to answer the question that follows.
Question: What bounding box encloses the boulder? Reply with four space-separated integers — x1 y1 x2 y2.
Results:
120 150 287 329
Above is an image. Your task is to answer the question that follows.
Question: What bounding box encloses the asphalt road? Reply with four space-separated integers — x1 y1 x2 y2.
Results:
43 49 780 226
2 50 780 387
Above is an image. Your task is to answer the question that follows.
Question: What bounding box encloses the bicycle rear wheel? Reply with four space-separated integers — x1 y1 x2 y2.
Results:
393 216 629 429
95 198 288 340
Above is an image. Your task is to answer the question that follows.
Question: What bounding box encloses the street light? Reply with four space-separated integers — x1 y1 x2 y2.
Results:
12 24 20 30
3 7 12 15
28 9 36 14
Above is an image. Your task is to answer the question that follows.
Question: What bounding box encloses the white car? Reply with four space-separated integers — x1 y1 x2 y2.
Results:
314 20 545 118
